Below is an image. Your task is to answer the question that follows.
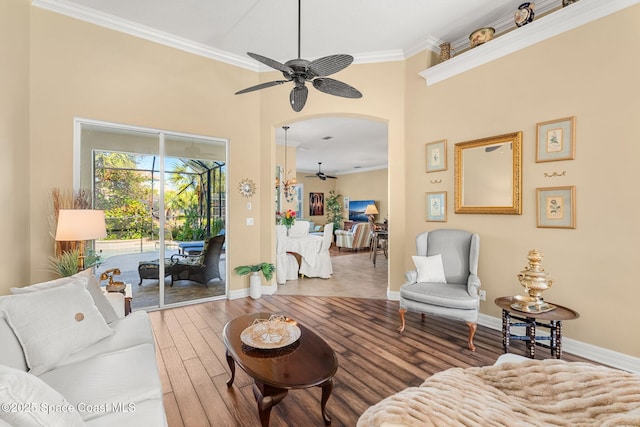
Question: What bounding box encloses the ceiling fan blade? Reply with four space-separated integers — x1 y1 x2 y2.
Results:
313 78 362 99
247 52 294 75
308 54 354 77
235 80 288 95
290 85 308 112
326 175 337 179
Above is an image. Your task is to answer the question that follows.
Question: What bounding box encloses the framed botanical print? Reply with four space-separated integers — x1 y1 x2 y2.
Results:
425 140 447 173
536 186 576 229
426 191 447 222
536 116 576 162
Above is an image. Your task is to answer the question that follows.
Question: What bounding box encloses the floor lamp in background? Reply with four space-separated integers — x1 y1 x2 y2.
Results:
55 209 107 271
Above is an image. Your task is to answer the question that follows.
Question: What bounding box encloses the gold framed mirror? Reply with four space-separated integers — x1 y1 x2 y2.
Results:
454 131 522 214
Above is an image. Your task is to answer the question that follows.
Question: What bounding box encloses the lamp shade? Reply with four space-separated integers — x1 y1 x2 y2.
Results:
55 209 107 241
364 204 379 216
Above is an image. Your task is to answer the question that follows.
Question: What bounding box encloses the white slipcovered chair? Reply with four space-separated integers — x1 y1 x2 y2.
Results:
399 229 481 351
288 220 310 236
299 223 334 279
275 225 299 284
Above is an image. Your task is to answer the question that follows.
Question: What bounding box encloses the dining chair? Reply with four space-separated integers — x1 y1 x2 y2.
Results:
299 223 333 279
289 220 310 236
275 225 300 284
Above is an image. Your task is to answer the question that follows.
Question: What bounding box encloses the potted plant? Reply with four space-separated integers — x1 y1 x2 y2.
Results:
49 249 102 277
234 262 276 299
325 190 344 235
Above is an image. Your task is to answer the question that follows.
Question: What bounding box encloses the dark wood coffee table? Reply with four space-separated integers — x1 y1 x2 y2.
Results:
223 313 338 426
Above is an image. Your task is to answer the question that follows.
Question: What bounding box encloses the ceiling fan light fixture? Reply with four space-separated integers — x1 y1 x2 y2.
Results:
281 126 297 202
234 0 362 112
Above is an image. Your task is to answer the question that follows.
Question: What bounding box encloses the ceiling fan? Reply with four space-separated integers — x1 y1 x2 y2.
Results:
234 0 363 112
306 162 337 180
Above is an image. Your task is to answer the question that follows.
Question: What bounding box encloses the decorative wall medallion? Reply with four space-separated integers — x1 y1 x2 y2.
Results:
238 178 256 198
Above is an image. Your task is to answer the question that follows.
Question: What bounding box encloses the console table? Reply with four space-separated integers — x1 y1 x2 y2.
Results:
495 296 579 359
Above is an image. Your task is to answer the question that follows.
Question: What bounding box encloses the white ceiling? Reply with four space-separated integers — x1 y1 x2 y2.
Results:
36 0 562 175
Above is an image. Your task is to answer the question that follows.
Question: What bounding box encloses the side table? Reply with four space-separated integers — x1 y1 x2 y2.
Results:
495 296 579 359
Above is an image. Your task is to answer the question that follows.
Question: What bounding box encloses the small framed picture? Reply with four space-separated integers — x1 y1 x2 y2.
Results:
425 140 447 173
426 191 447 222
536 186 576 229
536 116 576 162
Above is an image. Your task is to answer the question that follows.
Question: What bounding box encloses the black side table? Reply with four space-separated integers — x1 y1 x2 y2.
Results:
495 296 579 359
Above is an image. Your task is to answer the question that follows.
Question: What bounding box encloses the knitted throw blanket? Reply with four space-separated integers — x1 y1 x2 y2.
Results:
357 359 640 426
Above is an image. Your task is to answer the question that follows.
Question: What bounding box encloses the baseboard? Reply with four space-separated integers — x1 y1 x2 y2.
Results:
228 282 277 300
387 290 400 301
228 288 248 300
478 313 640 374
262 283 278 295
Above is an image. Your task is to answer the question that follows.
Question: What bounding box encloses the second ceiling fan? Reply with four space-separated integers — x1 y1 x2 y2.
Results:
306 162 337 180
235 0 363 112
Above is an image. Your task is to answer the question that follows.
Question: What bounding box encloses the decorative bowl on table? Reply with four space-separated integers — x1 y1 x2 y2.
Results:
240 315 301 349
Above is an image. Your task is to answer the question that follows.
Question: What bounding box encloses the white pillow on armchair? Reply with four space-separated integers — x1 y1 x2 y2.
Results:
412 254 447 283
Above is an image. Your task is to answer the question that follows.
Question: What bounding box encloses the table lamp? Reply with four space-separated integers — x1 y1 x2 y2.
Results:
364 204 379 222
55 209 107 271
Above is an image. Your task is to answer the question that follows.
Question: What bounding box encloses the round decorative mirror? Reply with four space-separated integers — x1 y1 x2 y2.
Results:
238 178 256 198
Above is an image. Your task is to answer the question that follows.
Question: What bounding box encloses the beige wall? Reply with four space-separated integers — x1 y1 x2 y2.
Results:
0 0 30 294
27 8 261 292
404 6 640 356
8 3 639 357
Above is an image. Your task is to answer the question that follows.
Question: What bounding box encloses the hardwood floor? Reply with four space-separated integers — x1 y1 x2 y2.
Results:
150 295 596 427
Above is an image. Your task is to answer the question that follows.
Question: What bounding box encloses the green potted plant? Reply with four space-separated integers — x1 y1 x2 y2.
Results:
325 190 344 235
49 249 102 277
234 262 276 299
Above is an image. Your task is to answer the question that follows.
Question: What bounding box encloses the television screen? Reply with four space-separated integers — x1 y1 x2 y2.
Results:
349 200 375 222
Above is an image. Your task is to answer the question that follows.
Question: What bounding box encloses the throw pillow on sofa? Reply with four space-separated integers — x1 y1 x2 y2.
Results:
10 269 119 324
0 279 114 376
0 364 84 427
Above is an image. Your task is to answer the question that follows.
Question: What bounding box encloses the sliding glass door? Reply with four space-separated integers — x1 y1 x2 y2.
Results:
76 119 227 310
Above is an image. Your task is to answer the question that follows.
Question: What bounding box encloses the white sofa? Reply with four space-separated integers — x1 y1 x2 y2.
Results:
0 270 167 426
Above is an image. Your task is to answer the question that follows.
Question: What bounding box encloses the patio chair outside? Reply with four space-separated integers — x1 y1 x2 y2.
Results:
171 234 225 286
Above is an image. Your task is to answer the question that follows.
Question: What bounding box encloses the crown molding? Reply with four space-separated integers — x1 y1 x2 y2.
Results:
33 0 639 75
353 50 405 64
32 0 259 71
420 0 640 85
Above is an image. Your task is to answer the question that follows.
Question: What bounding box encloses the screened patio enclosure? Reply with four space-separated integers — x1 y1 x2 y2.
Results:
77 120 228 309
